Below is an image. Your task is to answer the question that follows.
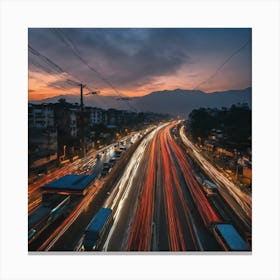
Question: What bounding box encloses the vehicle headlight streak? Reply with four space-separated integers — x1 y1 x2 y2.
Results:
103 123 169 250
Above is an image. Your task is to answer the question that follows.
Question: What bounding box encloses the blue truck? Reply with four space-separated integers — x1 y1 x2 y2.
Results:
81 208 113 251
212 223 250 251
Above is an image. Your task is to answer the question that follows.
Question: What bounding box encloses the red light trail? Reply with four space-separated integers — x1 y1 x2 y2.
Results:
127 122 219 251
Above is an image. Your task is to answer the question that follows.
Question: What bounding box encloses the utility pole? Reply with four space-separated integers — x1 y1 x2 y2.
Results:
80 83 86 157
79 83 98 158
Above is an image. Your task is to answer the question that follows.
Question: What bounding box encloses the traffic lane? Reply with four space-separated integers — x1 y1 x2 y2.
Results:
184 153 251 230
103 124 168 251
105 145 152 251
179 126 251 225
166 135 221 250
174 126 250 247
167 129 221 227
153 140 170 251
160 125 196 251
160 128 185 251
126 133 158 251
126 122 204 251
180 144 251 231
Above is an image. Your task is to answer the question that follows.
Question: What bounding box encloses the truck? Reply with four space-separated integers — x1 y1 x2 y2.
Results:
212 223 250 251
81 208 113 251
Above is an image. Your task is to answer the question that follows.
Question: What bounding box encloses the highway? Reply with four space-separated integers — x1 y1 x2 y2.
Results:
28 121 251 251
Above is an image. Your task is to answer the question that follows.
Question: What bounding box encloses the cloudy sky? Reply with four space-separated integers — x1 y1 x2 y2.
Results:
28 28 251 100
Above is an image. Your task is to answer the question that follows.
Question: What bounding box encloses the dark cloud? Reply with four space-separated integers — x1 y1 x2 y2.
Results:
28 28 251 94
29 28 193 89
64 28 192 86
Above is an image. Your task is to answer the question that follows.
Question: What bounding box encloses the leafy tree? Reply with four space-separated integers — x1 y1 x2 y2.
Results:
188 104 251 150
188 108 218 139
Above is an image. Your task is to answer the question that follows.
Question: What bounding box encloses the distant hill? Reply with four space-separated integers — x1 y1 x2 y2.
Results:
29 87 252 118
29 94 124 110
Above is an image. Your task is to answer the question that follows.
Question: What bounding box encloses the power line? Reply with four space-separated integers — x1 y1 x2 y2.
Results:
28 44 81 87
29 56 59 76
29 44 115 110
28 59 74 92
28 45 65 74
192 39 251 90
50 28 138 112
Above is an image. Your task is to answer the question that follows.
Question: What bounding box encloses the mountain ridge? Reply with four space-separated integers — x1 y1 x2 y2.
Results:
29 87 252 118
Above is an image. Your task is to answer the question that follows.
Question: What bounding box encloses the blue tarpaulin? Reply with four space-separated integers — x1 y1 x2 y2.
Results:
42 174 96 191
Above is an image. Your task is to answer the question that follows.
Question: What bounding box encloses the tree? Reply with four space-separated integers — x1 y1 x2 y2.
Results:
188 108 218 139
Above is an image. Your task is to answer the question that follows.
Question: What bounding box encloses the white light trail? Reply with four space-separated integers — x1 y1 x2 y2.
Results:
103 123 169 250
179 127 251 220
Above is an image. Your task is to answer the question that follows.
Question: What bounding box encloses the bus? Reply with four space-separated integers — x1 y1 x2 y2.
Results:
212 223 250 251
81 208 113 251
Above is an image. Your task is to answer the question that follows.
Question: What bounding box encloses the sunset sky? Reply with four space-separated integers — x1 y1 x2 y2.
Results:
28 28 251 100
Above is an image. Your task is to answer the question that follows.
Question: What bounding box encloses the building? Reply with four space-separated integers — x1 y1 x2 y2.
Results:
29 100 171 166
55 106 81 160
69 110 78 137
121 110 138 126
87 107 105 126
106 109 122 127
28 103 55 129
28 103 57 166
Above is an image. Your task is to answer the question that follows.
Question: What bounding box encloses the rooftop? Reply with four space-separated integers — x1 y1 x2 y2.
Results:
41 174 96 192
